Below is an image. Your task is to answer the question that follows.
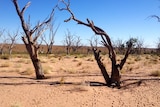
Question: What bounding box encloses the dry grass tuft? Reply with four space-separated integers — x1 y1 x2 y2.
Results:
77 61 82 67
145 55 151 60
43 66 52 74
121 65 133 73
0 63 11 67
59 77 65 84
86 58 94 62
50 58 56 63
120 69 126 74
66 68 76 74
25 60 31 64
127 61 135 65
0 55 10 60
59 67 76 73
134 56 142 62
19 68 34 75
17 59 26 63
72 59 79 62
11 104 21 107
12 69 20 73
14 64 22 68
16 54 29 59
67 86 88 92
149 59 158 64
41 58 48 63
150 70 160 77
74 54 88 58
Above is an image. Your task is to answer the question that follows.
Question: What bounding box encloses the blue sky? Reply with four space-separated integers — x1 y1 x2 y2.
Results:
0 0 160 48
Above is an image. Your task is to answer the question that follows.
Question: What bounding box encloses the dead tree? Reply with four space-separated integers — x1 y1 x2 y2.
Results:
87 36 99 55
156 37 160 54
58 0 133 87
90 35 99 48
126 37 137 54
63 29 74 54
42 23 59 55
114 39 125 54
0 29 5 55
135 37 144 54
72 36 83 53
0 29 4 38
12 0 55 79
7 29 19 58
150 15 160 54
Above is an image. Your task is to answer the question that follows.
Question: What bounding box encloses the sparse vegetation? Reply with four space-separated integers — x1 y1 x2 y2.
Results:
65 68 76 74
77 61 82 67
11 104 21 107
16 59 26 63
43 66 52 74
19 68 34 75
149 58 158 64
0 53 160 107
0 1 160 107
0 55 10 60
41 58 48 63
86 57 94 62
0 54 159 76
134 56 142 62
0 63 11 67
150 70 160 77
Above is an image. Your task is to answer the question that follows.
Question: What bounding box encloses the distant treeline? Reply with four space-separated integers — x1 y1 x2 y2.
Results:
4 44 158 55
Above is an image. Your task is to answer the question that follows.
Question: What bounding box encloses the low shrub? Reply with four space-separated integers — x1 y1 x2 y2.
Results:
150 70 160 77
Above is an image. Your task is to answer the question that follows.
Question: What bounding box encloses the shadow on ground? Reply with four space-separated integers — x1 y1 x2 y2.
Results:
0 74 159 89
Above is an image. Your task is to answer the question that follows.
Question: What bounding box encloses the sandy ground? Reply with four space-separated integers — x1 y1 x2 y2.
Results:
0 54 160 107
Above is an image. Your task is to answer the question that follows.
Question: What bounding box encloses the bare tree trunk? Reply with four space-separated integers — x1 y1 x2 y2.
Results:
9 48 12 58
92 48 110 85
58 0 132 88
7 29 19 58
41 23 58 55
46 42 54 54
0 29 5 56
111 64 120 86
63 29 74 55
48 45 52 54
66 47 69 55
23 38 45 79
0 48 4 55
66 47 71 55
8 42 15 59
13 0 55 79
31 57 44 79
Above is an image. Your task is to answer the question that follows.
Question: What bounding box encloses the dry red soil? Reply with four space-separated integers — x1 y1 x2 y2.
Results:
0 54 160 107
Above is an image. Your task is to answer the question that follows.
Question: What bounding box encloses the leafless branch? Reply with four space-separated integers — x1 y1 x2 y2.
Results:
33 22 49 43
12 0 29 35
58 0 114 57
12 0 58 79
91 47 110 84
21 35 28 44
118 42 132 70
0 29 5 37
21 1 31 15
32 8 55 34
150 15 160 22
13 0 55 38
59 0 133 87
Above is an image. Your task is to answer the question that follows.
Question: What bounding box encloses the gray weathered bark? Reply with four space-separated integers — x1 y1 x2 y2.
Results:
58 0 133 87
13 0 55 79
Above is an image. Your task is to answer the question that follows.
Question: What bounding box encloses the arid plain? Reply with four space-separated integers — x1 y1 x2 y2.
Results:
0 54 160 107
